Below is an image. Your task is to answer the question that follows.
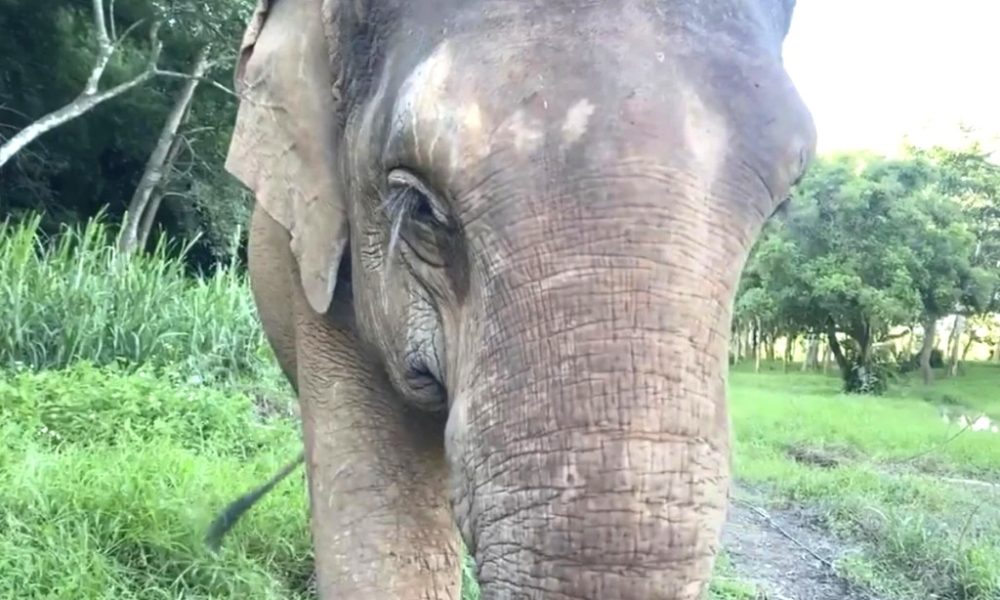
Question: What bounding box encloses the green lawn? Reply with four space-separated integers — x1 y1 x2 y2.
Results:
729 361 1000 599
3 361 999 598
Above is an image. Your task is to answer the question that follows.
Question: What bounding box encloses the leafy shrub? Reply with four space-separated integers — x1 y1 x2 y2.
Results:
0 428 311 600
839 341 897 395
0 361 295 455
0 213 271 380
844 360 893 395
0 362 309 599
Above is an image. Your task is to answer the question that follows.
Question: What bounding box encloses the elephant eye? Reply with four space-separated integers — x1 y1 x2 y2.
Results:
385 169 454 268
386 169 450 225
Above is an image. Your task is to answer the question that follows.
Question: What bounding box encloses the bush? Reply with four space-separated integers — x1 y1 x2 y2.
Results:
0 363 309 600
0 214 271 381
0 361 295 455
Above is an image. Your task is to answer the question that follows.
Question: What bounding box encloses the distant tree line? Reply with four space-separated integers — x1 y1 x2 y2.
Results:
733 143 1000 393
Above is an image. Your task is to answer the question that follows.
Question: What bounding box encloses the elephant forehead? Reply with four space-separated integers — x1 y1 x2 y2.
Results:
389 42 609 168
390 41 486 167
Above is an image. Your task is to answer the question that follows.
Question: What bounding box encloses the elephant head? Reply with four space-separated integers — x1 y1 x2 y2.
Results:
225 0 815 598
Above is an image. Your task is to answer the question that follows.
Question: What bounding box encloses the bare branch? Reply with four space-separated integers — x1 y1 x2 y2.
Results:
92 0 110 47
0 18 163 168
181 126 216 137
84 0 115 95
109 0 117 40
119 45 211 253
153 70 239 99
158 191 193 201
0 104 34 122
877 328 911 343
110 18 147 53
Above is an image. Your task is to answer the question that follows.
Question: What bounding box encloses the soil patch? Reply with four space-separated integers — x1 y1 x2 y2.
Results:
721 484 879 600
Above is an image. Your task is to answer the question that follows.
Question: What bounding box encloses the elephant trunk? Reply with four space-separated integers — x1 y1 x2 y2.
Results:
447 194 751 599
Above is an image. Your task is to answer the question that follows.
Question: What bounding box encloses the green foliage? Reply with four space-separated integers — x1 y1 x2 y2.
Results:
0 361 293 454
738 148 993 393
730 367 1000 599
909 143 1000 313
0 214 272 380
7 363 1000 598
0 367 309 600
845 351 895 395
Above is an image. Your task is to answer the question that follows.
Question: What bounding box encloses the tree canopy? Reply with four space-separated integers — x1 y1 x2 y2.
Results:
735 145 1000 393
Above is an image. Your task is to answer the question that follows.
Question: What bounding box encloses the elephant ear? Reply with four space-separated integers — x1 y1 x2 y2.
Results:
225 0 346 314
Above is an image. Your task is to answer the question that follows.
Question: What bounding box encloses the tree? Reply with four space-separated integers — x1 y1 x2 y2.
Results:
0 0 253 268
744 153 983 393
118 45 213 254
907 142 1000 377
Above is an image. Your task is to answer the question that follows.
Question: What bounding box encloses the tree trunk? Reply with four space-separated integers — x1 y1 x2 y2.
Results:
946 314 966 377
961 333 976 362
822 346 831 374
825 321 850 379
0 4 161 168
136 133 186 249
137 189 166 249
118 46 210 254
803 335 820 371
919 316 937 385
783 333 797 373
858 321 872 367
765 335 776 362
994 337 1000 363
754 320 762 373
730 324 742 365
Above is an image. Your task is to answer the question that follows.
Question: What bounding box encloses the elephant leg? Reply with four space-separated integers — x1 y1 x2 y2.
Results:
250 207 461 599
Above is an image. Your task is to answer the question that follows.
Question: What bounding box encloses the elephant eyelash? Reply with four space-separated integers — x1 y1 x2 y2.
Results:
385 191 411 260
384 186 425 259
383 170 453 263
384 186 453 271
385 170 450 225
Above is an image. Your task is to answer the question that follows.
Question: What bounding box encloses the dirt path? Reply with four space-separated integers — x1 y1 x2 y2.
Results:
721 484 879 600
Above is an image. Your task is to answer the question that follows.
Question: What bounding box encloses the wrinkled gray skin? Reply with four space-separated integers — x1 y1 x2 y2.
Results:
224 0 815 597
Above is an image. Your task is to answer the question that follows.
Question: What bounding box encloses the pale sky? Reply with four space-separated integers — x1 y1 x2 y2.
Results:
783 0 1000 156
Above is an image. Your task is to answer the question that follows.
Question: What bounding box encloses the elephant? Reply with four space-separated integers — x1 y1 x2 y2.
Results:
204 451 304 551
222 0 815 597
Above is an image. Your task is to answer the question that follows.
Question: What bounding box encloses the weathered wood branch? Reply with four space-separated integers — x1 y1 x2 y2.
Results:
0 2 163 169
119 45 212 254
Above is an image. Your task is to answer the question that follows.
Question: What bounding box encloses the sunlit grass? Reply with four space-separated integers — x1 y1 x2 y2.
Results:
730 365 1000 599
0 367 308 599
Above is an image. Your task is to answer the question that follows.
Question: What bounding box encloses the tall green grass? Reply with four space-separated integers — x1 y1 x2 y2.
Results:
0 214 271 380
0 367 309 600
